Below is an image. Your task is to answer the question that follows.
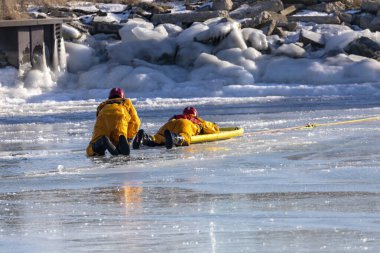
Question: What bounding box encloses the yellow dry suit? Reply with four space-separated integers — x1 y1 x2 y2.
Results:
86 98 140 156
152 114 220 146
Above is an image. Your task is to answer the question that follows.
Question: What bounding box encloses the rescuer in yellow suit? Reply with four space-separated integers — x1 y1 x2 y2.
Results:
132 106 219 149
86 88 140 156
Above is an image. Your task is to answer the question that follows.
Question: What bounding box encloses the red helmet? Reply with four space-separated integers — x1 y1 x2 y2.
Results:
183 106 198 117
109 87 125 99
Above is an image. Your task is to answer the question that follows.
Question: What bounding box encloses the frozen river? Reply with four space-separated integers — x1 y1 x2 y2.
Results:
1 95 380 252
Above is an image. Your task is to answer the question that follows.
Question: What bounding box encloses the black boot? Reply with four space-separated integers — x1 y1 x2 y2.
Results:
133 129 145 149
92 138 106 155
117 135 130 155
133 129 156 149
102 136 119 156
164 130 185 149
92 136 119 155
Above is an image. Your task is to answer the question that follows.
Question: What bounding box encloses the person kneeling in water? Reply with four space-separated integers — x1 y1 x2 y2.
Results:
86 88 140 156
133 106 219 149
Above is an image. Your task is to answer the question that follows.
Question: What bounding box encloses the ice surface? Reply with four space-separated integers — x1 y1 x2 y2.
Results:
1 3 380 251
1 97 380 253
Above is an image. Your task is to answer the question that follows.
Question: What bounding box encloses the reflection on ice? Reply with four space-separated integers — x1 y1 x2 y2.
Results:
1 185 379 252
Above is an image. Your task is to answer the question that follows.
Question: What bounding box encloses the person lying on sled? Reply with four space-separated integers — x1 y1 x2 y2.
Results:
86 87 140 156
133 106 219 149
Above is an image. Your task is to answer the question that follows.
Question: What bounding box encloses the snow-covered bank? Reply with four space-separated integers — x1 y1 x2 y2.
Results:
1 1 380 104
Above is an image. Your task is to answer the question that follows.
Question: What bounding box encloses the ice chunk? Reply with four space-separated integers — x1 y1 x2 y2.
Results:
121 66 175 92
108 38 177 64
195 21 234 44
216 48 260 74
258 54 380 84
118 19 155 42
132 59 188 83
274 43 306 58
78 64 134 89
65 42 97 73
324 30 361 54
62 24 82 41
191 53 254 84
213 22 247 53
176 42 213 68
242 28 268 51
176 23 209 45
159 23 183 37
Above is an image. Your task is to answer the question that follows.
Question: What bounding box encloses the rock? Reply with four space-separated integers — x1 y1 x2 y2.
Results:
151 11 229 25
273 26 287 37
92 22 123 35
29 11 49 19
260 19 277 36
238 11 272 28
229 0 284 20
335 11 354 25
212 0 233 11
340 0 362 9
281 0 319 5
268 11 288 27
0 50 8 67
361 0 380 13
300 29 325 47
359 12 376 29
308 1 346 13
369 16 380 31
343 36 380 60
280 5 298 16
288 15 341 24
286 22 298 31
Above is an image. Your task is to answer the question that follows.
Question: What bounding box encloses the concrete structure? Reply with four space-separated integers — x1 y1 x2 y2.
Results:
0 19 64 70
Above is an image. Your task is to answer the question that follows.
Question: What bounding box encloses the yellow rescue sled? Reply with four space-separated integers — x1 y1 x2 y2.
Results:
190 127 244 144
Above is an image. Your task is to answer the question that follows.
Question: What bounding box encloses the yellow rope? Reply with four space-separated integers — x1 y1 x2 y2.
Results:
246 115 380 136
